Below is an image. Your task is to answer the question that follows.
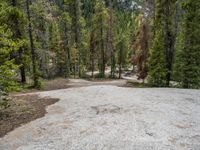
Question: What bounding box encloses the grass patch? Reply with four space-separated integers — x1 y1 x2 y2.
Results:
126 80 151 88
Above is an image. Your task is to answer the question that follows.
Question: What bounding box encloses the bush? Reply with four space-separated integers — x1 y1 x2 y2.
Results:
35 79 43 90
0 90 11 110
108 74 118 79
94 73 105 78
80 74 91 79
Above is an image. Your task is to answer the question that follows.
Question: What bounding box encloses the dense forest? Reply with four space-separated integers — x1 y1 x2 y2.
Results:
0 0 200 93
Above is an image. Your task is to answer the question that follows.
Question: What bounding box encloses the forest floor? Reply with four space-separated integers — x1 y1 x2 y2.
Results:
0 95 59 137
17 78 132 93
1 79 200 150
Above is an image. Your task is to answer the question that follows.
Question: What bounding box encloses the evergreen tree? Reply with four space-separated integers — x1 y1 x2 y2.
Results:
9 0 27 83
174 0 200 89
71 0 82 77
148 30 167 86
148 0 177 87
148 0 168 87
0 2 21 91
164 0 177 86
115 12 131 79
0 27 19 92
60 1 72 78
89 29 96 78
30 0 53 79
107 0 116 78
92 0 109 78
26 0 40 88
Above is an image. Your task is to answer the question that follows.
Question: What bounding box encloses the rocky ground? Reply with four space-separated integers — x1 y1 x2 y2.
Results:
0 79 200 150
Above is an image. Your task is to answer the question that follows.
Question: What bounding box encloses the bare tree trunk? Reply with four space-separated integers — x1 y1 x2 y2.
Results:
91 56 94 78
19 48 26 83
74 64 76 79
74 0 81 78
119 42 123 79
100 15 105 78
108 1 115 78
63 23 70 78
90 30 95 79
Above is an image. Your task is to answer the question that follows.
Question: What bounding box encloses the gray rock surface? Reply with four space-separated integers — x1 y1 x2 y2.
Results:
0 83 200 150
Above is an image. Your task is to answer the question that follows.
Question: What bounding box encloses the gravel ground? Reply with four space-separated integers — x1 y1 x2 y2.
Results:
0 81 200 150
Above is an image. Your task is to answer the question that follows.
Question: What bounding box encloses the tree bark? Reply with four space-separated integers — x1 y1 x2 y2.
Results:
108 1 115 78
100 14 105 78
26 0 38 87
74 0 81 77
165 1 176 87
119 42 123 79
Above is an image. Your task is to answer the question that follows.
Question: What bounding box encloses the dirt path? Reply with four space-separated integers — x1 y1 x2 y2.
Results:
1 80 200 150
66 79 128 87
13 79 128 95
43 78 128 90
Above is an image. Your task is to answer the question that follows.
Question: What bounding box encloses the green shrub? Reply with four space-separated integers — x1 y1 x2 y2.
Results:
35 79 43 90
94 73 105 78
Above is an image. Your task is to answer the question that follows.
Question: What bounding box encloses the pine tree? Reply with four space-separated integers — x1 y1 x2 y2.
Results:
30 0 53 79
9 0 27 83
0 2 20 91
174 0 200 89
107 0 116 78
26 0 39 87
148 0 168 87
60 1 72 78
92 0 109 78
71 0 82 77
115 12 131 79
164 0 177 86
49 22 63 76
148 0 177 87
149 30 168 86
89 29 96 78
0 27 20 92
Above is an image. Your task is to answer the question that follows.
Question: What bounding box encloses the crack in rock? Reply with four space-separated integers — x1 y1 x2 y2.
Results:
91 104 121 115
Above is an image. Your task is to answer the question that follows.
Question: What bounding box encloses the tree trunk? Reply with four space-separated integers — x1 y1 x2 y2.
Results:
165 1 176 87
100 15 105 78
19 48 26 83
74 0 81 78
91 49 94 78
108 1 115 78
64 23 70 78
119 42 123 79
61 0 71 78
74 63 76 79
26 0 38 87
91 60 94 78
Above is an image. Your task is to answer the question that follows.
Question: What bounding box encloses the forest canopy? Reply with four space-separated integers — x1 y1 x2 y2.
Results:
0 0 200 92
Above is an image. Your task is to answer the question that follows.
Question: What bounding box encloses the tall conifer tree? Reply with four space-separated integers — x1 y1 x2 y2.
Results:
174 0 200 88
148 0 168 87
149 0 177 87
